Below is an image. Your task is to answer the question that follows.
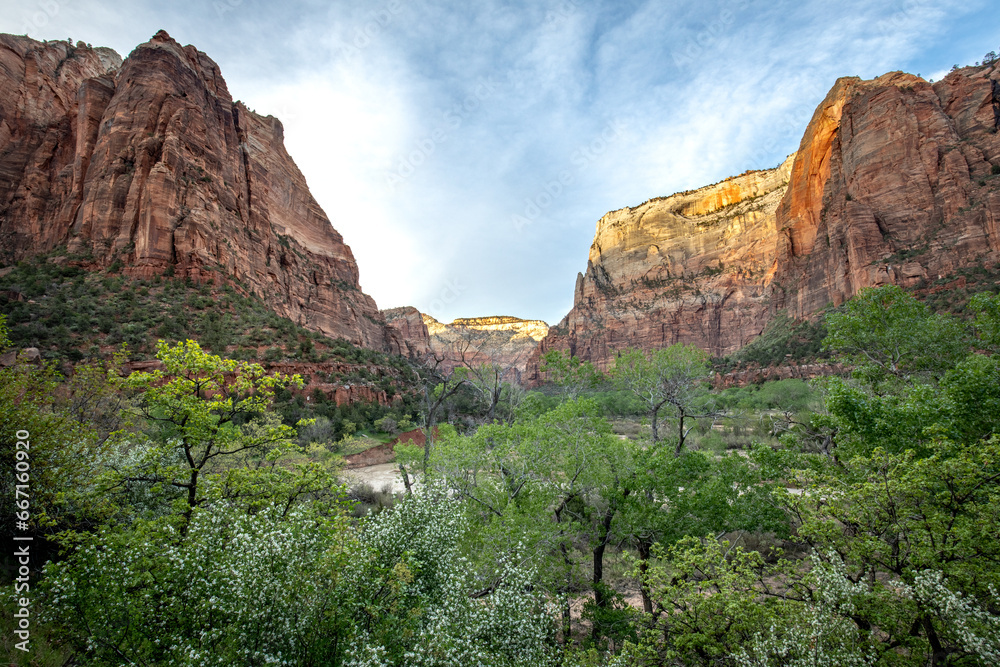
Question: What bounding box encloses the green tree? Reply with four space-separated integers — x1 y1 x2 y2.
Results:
106 340 331 530
610 344 715 454
0 318 129 547
453 326 527 424
970 291 1000 352
624 448 787 616
823 285 969 390
540 349 603 399
400 353 467 490
609 286 1000 666
434 399 636 644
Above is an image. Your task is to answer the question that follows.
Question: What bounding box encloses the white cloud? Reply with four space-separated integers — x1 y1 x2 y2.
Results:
2 0 997 325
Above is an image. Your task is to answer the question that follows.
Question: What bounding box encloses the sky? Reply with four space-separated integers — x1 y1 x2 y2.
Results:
2 0 998 324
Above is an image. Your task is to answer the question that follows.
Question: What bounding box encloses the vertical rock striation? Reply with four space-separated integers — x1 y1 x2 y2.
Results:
535 155 796 373
534 63 1000 377
382 306 433 358
0 31 391 349
774 68 1000 316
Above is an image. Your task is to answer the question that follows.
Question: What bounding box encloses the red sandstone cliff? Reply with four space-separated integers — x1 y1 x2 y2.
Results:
774 68 1000 315
382 306 433 358
534 63 1000 377
0 32 392 349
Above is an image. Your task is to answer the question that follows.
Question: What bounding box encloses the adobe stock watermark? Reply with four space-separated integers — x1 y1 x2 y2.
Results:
511 118 626 232
265 100 300 126
874 0 932 37
12 429 33 653
384 76 501 191
543 0 581 25
426 278 466 317
338 0 406 63
20 0 62 36
671 0 751 71
213 0 243 18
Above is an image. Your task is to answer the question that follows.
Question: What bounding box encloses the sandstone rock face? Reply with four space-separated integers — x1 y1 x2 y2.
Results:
0 32 391 349
775 68 1000 316
382 306 432 358
533 63 1000 378
385 309 548 379
534 155 796 375
423 314 548 379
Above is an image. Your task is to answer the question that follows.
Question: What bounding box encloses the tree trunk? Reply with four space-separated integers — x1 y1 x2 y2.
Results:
591 541 608 642
650 408 659 444
422 410 437 472
555 500 575 645
179 468 199 536
921 613 948 666
675 411 685 458
637 538 653 615
591 505 617 641
398 462 413 496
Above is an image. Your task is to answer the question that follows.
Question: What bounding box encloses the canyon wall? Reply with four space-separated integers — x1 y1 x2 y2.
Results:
382 306 433 358
384 307 548 378
0 32 393 349
533 62 1000 378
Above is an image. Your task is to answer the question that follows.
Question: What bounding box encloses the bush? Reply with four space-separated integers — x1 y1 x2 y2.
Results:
374 416 399 435
42 505 353 666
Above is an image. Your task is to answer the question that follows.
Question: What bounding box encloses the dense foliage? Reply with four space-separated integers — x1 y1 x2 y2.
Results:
3 284 1000 666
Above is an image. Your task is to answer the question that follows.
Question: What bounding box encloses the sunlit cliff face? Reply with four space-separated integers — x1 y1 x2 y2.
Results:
529 61 1000 379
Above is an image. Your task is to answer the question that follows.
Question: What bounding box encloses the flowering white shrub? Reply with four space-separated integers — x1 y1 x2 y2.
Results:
43 504 352 666
42 488 558 666
341 486 558 667
907 570 1000 664
733 552 877 667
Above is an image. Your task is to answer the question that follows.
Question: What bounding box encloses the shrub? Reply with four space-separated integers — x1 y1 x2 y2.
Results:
374 416 399 435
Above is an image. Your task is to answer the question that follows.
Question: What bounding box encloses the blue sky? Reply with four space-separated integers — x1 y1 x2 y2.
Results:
3 0 998 324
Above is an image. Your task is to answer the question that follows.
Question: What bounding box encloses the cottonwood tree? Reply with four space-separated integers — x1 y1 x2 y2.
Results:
106 340 334 531
396 351 467 492
539 349 603 400
823 285 969 390
610 344 717 455
620 447 787 617
453 324 528 425
433 398 636 644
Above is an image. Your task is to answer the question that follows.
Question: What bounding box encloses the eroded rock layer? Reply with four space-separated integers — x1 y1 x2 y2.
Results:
423 314 548 379
534 63 1000 377
383 307 548 378
0 32 391 349
382 306 432 358
536 155 796 372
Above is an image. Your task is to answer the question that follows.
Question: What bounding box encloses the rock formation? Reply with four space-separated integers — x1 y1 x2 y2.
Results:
423 315 549 378
384 307 548 378
537 155 796 372
382 306 432 358
0 32 392 349
533 62 1000 378
774 69 1000 316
